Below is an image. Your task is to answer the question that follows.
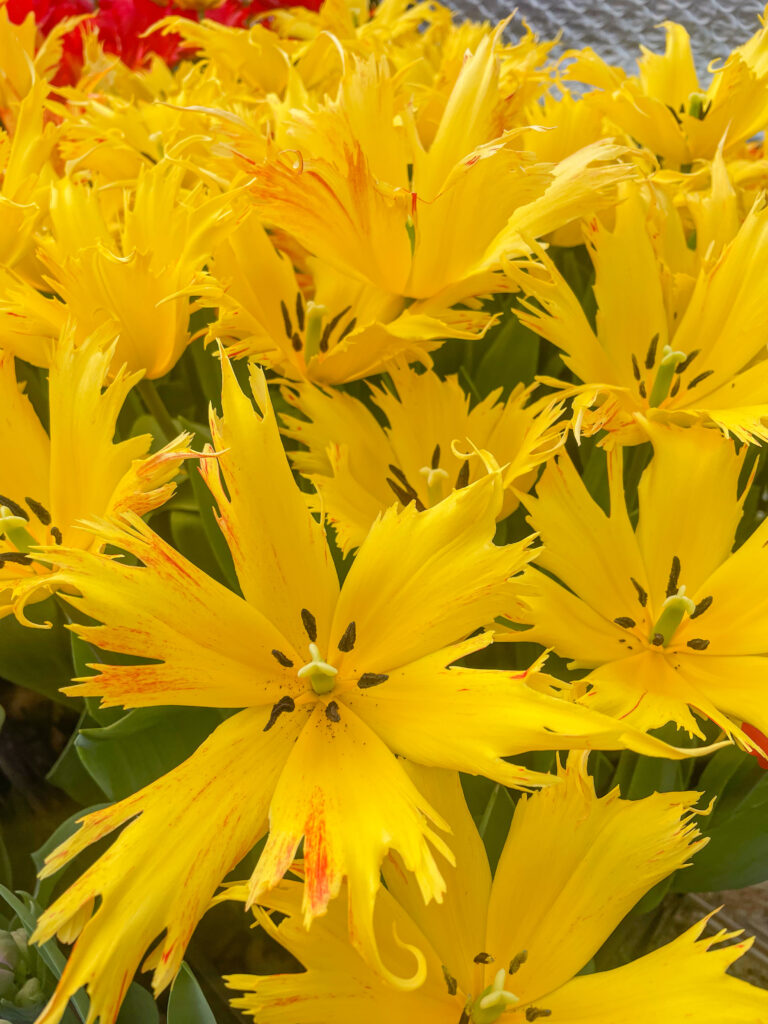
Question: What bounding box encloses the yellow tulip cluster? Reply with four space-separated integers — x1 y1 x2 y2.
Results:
2 1 768 1022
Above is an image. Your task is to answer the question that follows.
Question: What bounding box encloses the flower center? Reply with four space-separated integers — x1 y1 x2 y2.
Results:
469 968 519 1024
418 464 449 505
650 585 695 645
648 345 686 406
296 642 338 695
0 505 38 554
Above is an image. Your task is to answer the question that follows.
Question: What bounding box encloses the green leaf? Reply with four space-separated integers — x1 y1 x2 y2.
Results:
46 709 107 805
116 984 159 1024
474 315 540 397
672 749 768 892
610 750 684 801
167 964 216 1024
0 599 74 705
75 706 223 801
460 774 515 873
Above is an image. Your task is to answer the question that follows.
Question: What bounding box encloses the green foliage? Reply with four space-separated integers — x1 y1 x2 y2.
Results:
167 964 217 1024
673 747 768 891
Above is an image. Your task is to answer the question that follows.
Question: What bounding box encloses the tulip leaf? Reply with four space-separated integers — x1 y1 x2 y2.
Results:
167 963 217 1024
116 983 159 1024
0 599 74 705
672 747 768 891
75 707 224 802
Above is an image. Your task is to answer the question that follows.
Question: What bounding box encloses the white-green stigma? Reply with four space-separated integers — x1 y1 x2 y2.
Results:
651 585 696 646
297 642 338 695
470 968 519 1024
302 301 328 358
419 465 449 505
0 507 38 554
649 345 686 407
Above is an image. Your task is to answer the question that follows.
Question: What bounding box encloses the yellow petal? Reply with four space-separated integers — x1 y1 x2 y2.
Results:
330 470 529 672
36 516 298 710
637 422 745 602
346 640 709 784
0 349 50 522
382 764 491 996
225 878 452 1024
485 754 705 1006
249 704 451 987
523 450 648 626
202 358 339 654
541 917 768 1023
33 707 302 1024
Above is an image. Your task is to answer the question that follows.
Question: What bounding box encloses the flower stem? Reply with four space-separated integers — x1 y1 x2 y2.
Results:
137 378 180 445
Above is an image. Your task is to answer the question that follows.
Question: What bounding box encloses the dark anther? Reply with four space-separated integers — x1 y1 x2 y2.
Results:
645 332 659 369
386 476 425 512
652 633 664 646
272 649 294 668
631 354 641 381
525 1010 552 1021
51 526 63 545
0 495 28 520
279 300 293 337
473 952 494 965
325 700 341 722
301 608 317 642
431 444 441 468
25 497 51 526
291 332 303 351
338 621 356 652
336 317 357 344
675 349 700 374
638 381 647 400
690 596 713 619
669 375 681 398
456 461 470 489
509 950 528 975
388 464 412 489
325 305 352 336
687 638 710 650
666 104 683 125
263 695 295 731
614 616 635 629
318 322 333 353
666 555 681 597
358 672 388 689
441 965 458 996
630 577 648 606
687 369 714 390
458 1012 470 1024
0 552 33 567
294 292 305 332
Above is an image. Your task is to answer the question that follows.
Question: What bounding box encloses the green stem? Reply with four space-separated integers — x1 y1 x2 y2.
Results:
478 783 501 838
137 378 180 445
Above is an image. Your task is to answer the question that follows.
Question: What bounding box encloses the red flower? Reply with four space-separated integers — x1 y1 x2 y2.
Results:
94 0 196 67
5 0 325 81
743 722 768 770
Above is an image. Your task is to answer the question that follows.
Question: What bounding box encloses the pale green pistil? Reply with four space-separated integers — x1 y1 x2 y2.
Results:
418 465 449 506
470 969 519 1024
297 642 338 695
649 345 686 407
652 586 695 646
303 302 327 359
0 507 37 554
